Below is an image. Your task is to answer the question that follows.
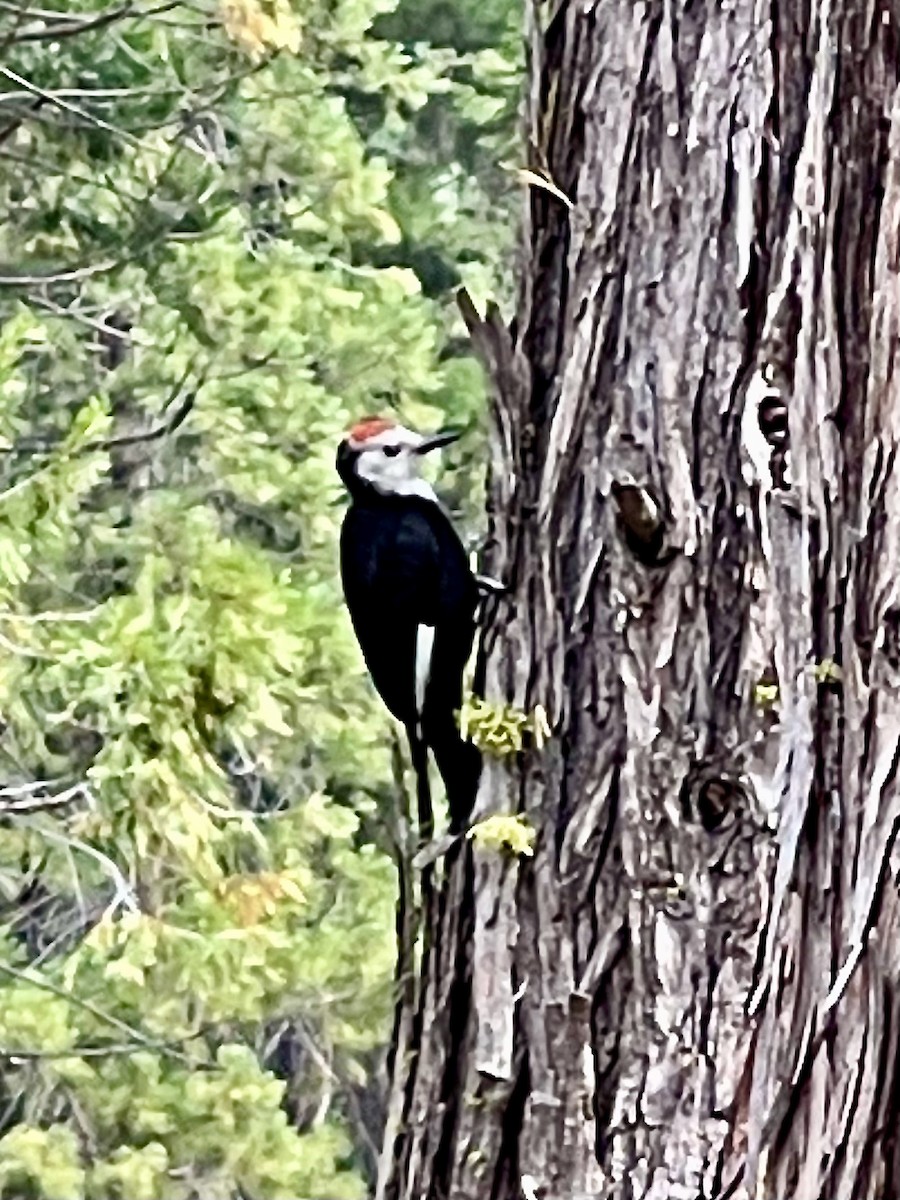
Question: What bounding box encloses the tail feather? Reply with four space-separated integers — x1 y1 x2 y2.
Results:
408 713 481 838
426 719 481 834
407 730 433 842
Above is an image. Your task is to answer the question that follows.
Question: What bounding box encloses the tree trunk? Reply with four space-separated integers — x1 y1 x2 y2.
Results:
379 2 900 1198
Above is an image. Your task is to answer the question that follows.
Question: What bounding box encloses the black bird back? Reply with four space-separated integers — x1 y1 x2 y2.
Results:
339 488 481 829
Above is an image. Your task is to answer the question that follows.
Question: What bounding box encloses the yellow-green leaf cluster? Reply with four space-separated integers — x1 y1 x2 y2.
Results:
458 696 552 757
467 813 536 857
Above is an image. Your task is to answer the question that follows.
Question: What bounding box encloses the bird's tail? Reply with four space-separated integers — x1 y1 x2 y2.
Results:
407 729 433 842
427 717 481 835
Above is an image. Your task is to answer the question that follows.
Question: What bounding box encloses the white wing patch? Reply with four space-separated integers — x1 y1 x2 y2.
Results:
415 624 435 737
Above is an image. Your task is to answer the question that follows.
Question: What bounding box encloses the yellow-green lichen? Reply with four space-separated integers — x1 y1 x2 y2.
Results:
753 682 779 710
458 697 551 758
812 657 842 684
467 813 536 857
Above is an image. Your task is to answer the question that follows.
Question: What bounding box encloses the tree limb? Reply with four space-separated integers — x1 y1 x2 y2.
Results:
0 64 151 148
0 780 90 814
0 258 119 287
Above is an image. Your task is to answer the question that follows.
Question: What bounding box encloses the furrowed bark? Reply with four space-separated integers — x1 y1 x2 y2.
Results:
380 3 900 1198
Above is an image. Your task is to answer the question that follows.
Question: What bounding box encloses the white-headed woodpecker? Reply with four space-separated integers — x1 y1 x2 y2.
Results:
336 416 481 833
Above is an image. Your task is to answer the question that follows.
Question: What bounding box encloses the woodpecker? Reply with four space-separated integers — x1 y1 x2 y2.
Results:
336 415 481 833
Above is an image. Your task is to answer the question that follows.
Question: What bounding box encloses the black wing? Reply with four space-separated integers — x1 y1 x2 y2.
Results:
340 499 476 726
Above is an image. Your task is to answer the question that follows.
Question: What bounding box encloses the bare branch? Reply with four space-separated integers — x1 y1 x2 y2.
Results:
0 1 115 18
0 98 44 146
0 607 101 623
0 780 91 814
4 7 132 44
0 1 181 46
17 821 137 921
0 65 151 147
89 372 202 452
0 366 203 461
0 0 28 54
0 85 182 104
26 294 131 339
0 259 118 287
0 1037 191 1060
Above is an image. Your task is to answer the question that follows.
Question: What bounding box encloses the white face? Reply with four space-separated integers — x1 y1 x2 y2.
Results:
350 424 437 499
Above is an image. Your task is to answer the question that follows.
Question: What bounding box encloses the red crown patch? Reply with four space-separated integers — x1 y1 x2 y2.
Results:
348 416 395 443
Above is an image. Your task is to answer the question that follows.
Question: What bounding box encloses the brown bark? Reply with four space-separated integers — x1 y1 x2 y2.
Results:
380 2 900 1198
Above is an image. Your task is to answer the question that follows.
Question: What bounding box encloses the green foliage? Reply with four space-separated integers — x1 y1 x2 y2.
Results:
0 0 518 1194
0 1124 85 1200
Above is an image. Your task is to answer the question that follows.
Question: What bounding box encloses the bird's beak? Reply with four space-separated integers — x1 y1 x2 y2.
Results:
415 429 462 455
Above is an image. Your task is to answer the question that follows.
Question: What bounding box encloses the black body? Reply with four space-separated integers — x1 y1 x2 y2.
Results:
337 443 481 831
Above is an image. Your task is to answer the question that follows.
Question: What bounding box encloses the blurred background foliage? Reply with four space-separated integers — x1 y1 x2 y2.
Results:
0 0 519 1195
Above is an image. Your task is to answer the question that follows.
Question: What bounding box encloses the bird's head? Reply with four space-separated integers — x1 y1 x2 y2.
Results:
336 415 460 499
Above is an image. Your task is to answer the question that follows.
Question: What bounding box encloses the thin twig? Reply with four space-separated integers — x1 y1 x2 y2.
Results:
2 1 181 46
0 258 118 287
0 607 101 623
8 11 130 44
17 821 137 917
26 293 132 339
0 88 161 102
0 366 203 461
0 1041 177 1060
0 629 49 658
0 1 118 19
0 65 149 148
0 0 28 54
0 781 90 814
90 374 200 452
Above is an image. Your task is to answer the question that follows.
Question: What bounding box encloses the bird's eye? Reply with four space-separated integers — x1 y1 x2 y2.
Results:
383 446 401 457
